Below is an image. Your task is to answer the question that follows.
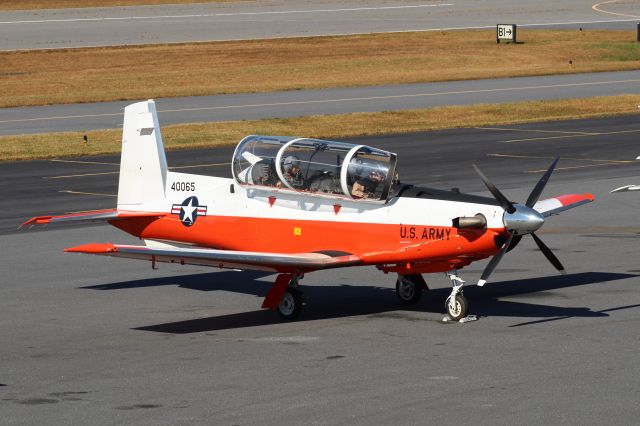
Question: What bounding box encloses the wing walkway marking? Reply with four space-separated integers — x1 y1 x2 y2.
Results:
0 4 454 25
3 78 640 125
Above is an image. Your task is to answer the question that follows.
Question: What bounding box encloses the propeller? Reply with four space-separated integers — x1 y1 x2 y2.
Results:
475 157 565 286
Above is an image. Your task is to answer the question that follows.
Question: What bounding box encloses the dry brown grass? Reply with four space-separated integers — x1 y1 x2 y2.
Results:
2 94 638 161
1 29 639 108
0 0 237 10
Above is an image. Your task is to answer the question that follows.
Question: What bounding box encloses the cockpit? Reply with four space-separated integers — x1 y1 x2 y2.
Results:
232 136 398 202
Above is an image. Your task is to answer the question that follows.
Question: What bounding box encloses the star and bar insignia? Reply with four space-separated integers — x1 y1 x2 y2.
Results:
171 196 207 227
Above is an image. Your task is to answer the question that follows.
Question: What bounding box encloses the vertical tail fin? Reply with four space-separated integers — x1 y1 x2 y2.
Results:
117 100 168 209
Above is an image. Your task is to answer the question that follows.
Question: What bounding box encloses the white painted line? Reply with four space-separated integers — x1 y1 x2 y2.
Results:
45 171 119 179
45 163 231 179
0 112 121 124
59 190 116 197
525 162 625 173
2 78 639 125
499 129 640 143
170 163 230 169
0 4 453 25
488 153 635 164
592 1 640 19
476 126 597 135
50 159 119 166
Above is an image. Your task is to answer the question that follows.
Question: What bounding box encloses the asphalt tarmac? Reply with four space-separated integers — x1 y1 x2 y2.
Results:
1 115 640 423
1 0 638 50
2 70 640 136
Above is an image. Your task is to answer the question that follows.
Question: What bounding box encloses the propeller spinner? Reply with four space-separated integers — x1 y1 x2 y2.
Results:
474 158 565 287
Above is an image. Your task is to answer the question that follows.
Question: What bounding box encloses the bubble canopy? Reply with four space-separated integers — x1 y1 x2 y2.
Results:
232 136 397 201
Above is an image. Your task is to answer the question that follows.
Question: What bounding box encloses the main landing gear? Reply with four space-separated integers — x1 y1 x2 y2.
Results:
395 274 428 304
263 273 304 320
445 270 468 321
278 277 303 320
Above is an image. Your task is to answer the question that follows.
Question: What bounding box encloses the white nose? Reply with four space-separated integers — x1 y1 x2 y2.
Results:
503 204 545 234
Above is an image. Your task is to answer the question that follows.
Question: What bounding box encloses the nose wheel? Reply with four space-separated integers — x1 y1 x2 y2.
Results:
446 294 468 321
445 270 469 321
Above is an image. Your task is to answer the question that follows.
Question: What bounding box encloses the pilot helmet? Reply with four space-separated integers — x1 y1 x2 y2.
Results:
283 155 300 173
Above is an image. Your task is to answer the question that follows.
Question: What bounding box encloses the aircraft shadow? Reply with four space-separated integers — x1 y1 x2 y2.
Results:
81 270 273 296
83 271 640 334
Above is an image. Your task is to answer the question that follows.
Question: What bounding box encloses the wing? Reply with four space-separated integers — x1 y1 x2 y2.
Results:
533 193 594 217
21 209 165 228
65 242 362 273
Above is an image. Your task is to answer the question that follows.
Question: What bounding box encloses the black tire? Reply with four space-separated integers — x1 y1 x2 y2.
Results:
277 288 303 320
446 294 468 321
396 277 423 304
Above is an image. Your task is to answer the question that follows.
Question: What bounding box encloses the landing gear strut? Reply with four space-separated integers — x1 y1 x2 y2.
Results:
395 274 428 304
262 273 305 320
445 270 468 321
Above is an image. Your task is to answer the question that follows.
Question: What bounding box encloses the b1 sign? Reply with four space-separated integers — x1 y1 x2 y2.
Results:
497 24 516 43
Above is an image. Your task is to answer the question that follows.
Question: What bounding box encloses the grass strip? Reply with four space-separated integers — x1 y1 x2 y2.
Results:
0 0 236 10
1 30 639 108
1 94 638 162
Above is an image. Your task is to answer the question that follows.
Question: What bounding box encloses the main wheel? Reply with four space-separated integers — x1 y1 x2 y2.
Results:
277 288 303 320
446 294 468 321
396 277 422 304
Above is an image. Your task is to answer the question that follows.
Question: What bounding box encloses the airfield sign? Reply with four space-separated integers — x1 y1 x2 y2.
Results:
497 24 516 43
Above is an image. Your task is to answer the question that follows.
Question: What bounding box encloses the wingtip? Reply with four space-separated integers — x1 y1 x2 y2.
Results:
65 242 116 254
20 216 52 228
477 279 487 287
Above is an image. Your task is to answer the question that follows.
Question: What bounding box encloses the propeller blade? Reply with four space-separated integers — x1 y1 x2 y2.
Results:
472 164 516 214
506 234 523 252
526 157 559 207
478 234 514 286
531 232 566 274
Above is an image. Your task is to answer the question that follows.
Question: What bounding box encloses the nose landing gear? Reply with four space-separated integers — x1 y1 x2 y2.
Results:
445 271 469 321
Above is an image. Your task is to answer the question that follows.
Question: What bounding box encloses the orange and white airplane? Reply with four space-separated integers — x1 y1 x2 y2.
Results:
23 100 595 321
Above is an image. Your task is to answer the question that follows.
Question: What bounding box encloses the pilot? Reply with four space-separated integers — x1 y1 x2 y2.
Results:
249 158 277 186
352 169 385 199
282 155 305 189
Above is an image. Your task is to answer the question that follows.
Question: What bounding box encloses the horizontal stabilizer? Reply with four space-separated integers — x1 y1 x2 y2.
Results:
533 193 595 217
64 243 362 273
21 209 164 228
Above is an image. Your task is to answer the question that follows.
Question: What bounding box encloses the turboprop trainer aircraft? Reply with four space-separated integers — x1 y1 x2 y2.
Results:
23 100 595 321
